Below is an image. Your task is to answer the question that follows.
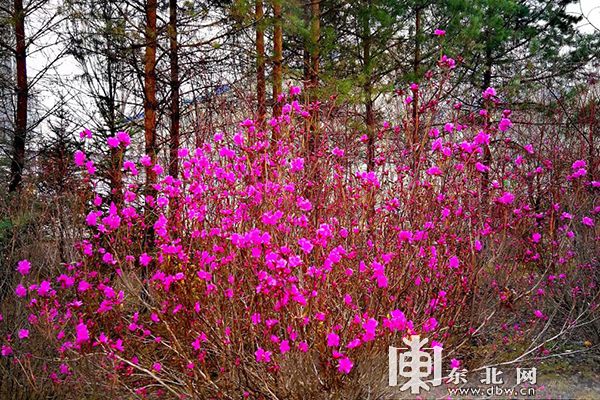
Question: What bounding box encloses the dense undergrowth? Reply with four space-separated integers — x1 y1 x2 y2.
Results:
0 58 598 399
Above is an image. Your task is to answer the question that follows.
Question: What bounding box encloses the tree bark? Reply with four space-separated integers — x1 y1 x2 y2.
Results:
9 0 27 192
256 0 266 129
362 8 374 172
412 6 421 146
307 0 319 156
168 0 180 178
309 0 319 90
272 0 283 120
144 0 158 193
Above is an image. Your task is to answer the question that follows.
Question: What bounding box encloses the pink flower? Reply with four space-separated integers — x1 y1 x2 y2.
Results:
482 87 496 100
85 161 96 174
15 284 27 297
289 86 301 95
427 166 442 175
496 192 515 204
16 259 30 275
298 238 313 254
450 359 461 369
423 317 438 332
152 163 164 175
346 339 361 348
572 160 586 170
107 137 120 147
298 342 308 352
178 148 189 158
291 158 304 172
338 357 353 374
75 322 90 344
475 162 489 172
79 129 92 139
37 280 51 296
327 332 340 347
117 131 131 146
474 131 490 145
434 29 446 36
449 256 459 269
280 340 290 354
498 118 513 132
139 253 152 266
140 155 152 166
255 347 271 363
582 217 594 227
534 310 544 319
153 363 162 372
532 233 541 243
19 329 29 339
74 151 86 166
1 346 13 356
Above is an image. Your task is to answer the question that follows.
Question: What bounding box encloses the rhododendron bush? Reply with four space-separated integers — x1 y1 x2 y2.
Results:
2 61 599 399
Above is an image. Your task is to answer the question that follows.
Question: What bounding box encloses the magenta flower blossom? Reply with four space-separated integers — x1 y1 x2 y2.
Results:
449 256 459 268
290 157 304 172
450 359 461 369
582 217 594 227
475 162 489 172
572 160 586 169
79 128 92 139
74 151 86 166
434 29 446 36
1 346 13 356
338 357 353 374
534 310 545 319
482 87 496 99
107 137 120 147
116 131 131 146
423 317 438 332
139 253 152 266
75 322 90 344
140 155 152 166
15 284 27 297
427 166 442 175
153 363 162 372
496 192 515 204
498 118 513 132
280 340 290 354
16 259 31 275
327 332 340 347
19 329 29 339
255 347 271 363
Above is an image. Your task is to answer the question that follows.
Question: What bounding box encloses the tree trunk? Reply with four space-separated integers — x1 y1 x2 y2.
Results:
144 0 158 193
307 0 319 156
272 0 283 120
9 0 27 192
412 7 420 146
256 0 266 129
106 34 123 205
143 0 158 256
309 0 319 90
362 9 374 172
168 0 180 178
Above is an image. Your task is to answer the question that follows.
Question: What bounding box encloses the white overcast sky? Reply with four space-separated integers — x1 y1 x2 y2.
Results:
567 0 600 33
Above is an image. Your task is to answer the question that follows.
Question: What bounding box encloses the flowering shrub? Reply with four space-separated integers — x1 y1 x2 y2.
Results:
2 60 598 398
